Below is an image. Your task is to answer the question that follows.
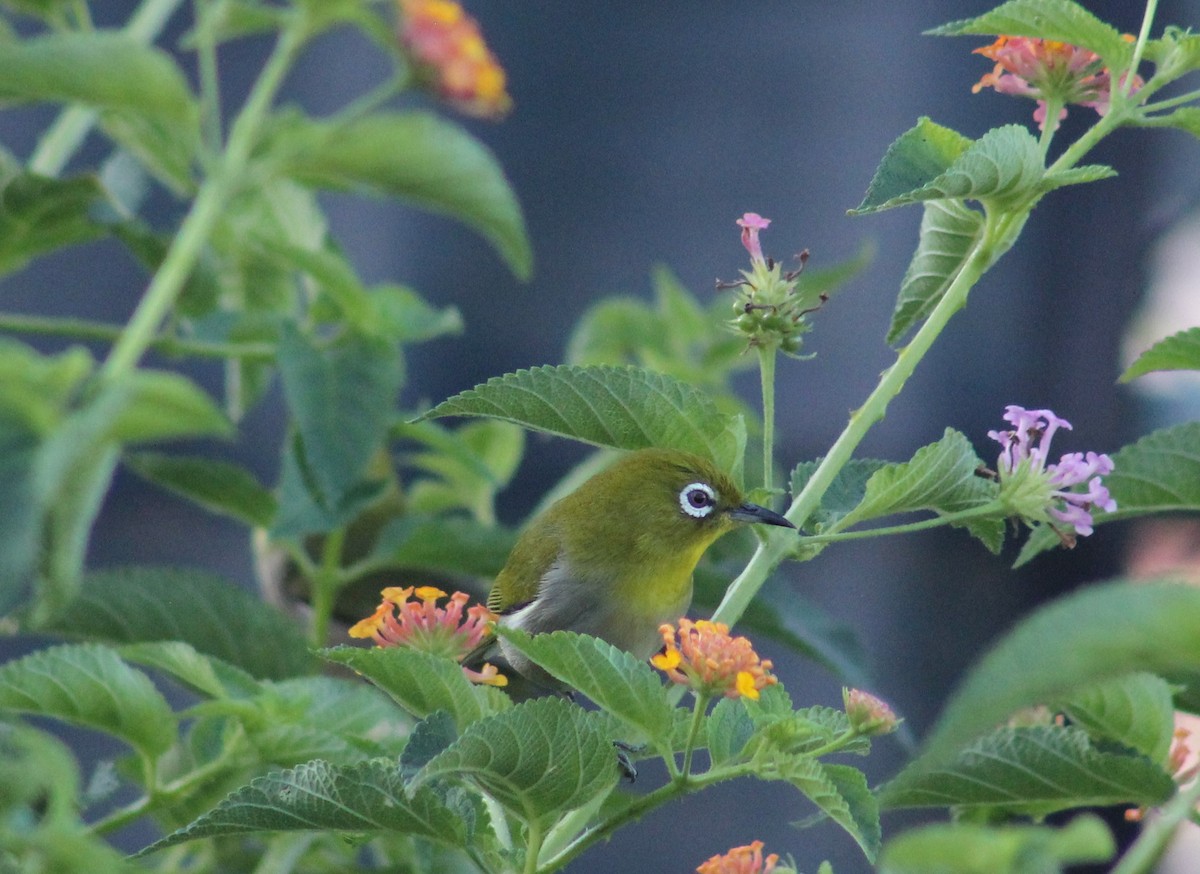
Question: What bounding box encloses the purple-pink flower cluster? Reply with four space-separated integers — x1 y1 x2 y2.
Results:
988 405 1116 537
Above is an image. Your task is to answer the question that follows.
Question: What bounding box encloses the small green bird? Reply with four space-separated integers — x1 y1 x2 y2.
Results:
471 447 794 693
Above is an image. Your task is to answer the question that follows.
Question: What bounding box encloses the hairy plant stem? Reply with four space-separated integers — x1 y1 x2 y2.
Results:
678 693 710 779
99 19 306 383
28 0 186 177
1112 778 1200 874
712 205 1026 627
798 501 1008 546
757 343 777 495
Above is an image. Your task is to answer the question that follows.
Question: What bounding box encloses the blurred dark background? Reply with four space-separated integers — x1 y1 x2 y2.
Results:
3 1 1199 871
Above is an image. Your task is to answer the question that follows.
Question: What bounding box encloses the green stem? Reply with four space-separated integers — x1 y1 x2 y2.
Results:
712 207 1021 627
1141 87 1200 114
524 820 544 874
309 527 347 647
28 0 185 177
678 693 710 779
98 17 307 383
757 344 777 495
251 834 316 874
0 312 275 360
194 0 224 159
800 501 1008 546
1112 779 1200 874
1124 0 1158 100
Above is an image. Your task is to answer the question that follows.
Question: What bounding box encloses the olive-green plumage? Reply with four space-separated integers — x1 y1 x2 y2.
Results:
474 447 793 692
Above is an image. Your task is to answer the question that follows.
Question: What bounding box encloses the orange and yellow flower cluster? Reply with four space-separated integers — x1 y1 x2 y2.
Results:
696 840 780 874
397 0 512 119
349 585 506 686
652 618 777 701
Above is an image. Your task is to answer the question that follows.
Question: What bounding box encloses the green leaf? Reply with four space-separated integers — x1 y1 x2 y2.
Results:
854 124 1044 214
495 629 675 746
140 759 468 855
277 324 403 511
927 0 1133 69
706 697 755 766
911 580 1200 774
834 429 1003 552
43 567 317 680
0 643 174 758
1057 672 1176 763
1014 422 1200 565
402 419 525 523
0 171 107 276
414 697 620 828
106 370 231 444
790 458 888 533
771 754 880 861
1039 164 1118 192
878 815 1115 874
368 514 517 579
322 646 504 731
0 32 199 190
754 706 868 758
882 725 1175 815
418 364 747 479
1121 326 1200 381
366 284 464 344
852 118 972 215
284 111 531 280
888 200 985 345
123 452 277 527
119 640 261 700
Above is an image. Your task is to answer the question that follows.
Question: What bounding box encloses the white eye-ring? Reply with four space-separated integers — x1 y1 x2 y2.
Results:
679 482 717 519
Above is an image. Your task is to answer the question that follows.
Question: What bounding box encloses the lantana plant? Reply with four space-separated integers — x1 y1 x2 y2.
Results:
0 1 1199 874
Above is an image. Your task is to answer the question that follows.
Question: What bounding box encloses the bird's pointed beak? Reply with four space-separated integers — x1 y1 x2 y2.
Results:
728 502 795 529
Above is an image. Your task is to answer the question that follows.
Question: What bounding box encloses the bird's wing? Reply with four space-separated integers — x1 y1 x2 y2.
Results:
486 526 562 615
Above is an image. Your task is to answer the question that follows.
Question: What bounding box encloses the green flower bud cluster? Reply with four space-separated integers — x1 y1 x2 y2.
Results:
728 257 813 356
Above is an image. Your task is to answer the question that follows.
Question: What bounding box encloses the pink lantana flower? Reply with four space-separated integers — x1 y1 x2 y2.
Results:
971 35 1141 130
696 840 781 874
988 405 1116 542
652 618 777 701
349 586 506 686
736 213 771 268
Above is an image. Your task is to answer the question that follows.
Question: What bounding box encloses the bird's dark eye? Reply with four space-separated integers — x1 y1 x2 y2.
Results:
679 482 716 519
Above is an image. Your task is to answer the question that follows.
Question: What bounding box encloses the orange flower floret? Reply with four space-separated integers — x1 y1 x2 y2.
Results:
696 840 780 874
349 586 506 686
397 0 512 119
652 619 776 701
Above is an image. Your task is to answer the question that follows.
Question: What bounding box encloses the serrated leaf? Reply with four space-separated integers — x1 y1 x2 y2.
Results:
0 172 108 276
0 32 198 190
789 458 888 533
772 754 880 861
1057 672 1176 763
852 118 972 215
911 580 1200 774
401 711 459 778
496 628 674 746
139 758 466 855
119 641 261 700
43 567 317 680
322 646 503 731
107 370 231 443
419 364 746 478
878 815 1115 874
284 111 530 280
928 0 1133 68
854 124 1043 214
882 725 1174 816
706 697 755 767
834 429 1003 552
123 452 277 527
1014 422 1200 565
277 324 403 511
755 706 867 758
0 644 174 758
1040 164 1118 191
414 697 620 828
1121 326 1200 381
888 200 985 345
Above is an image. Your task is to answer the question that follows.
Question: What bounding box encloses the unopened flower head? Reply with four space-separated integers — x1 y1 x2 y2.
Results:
652 618 777 701
720 213 818 356
696 840 781 874
987 405 1116 542
397 0 512 119
349 586 506 686
843 688 899 737
971 35 1141 130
